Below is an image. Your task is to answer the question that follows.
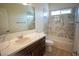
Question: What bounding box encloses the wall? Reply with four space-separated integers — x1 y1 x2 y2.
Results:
32 3 49 32
0 8 9 35
49 3 79 11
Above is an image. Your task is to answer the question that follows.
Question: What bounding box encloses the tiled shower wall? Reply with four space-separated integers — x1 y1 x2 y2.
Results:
48 14 75 41
47 11 75 51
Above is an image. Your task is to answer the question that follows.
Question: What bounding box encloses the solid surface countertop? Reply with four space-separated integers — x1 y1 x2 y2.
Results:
0 32 46 56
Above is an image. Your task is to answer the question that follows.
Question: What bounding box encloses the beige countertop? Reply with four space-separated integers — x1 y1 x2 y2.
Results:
0 32 46 56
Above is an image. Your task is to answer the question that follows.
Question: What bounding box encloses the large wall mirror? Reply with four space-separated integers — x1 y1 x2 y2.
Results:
0 3 35 35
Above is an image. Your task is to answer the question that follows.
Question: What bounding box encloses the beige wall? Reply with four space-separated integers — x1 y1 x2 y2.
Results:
0 8 9 34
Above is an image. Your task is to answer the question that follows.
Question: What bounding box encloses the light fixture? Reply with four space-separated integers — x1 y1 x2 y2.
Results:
22 3 31 6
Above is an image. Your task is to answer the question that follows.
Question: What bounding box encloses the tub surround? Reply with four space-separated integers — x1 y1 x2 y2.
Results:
0 32 46 56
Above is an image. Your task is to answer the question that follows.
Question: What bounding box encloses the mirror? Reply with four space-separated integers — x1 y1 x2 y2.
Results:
0 3 35 35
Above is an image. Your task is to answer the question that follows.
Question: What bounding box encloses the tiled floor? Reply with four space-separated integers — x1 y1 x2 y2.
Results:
44 46 72 56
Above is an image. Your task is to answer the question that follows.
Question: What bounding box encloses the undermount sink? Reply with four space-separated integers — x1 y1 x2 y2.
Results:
0 36 31 51
0 40 10 53
15 37 31 44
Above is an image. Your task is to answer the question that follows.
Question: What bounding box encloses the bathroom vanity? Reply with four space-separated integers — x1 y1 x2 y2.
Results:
0 32 46 56
13 37 45 56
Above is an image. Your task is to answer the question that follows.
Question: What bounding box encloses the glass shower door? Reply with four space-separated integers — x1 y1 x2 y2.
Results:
48 8 75 51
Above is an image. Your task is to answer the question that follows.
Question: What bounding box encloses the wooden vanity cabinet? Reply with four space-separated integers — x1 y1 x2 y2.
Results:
32 37 45 56
11 36 46 56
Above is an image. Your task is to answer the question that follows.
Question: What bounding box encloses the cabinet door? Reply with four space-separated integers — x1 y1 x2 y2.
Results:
32 38 46 56
32 45 45 56
32 37 46 56
10 47 32 56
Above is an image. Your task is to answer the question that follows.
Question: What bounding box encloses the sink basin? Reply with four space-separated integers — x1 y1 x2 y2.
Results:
0 40 10 51
15 37 31 44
